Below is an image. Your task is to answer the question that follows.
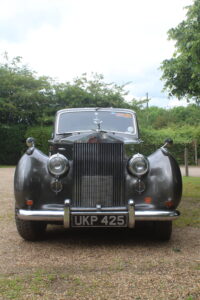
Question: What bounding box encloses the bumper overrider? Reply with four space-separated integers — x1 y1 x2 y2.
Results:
17 199 180 228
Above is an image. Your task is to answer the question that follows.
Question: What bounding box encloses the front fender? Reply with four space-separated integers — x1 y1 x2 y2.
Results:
14 149 48 208
147 148 182 208
125 148 182 209
14 148 73 209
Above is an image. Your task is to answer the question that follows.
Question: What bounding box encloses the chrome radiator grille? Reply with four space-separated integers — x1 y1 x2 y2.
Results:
73 143 124 207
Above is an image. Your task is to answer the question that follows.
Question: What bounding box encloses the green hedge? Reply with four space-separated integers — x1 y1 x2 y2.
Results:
0 125 199 165
140 126 200 165
140 143 199 165
0 125 26 165
25 126 53 155
0 125 52 165
128 142 198 165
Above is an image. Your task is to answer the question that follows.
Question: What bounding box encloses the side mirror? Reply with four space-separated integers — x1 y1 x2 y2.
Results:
26 137 35 148
163 138 173 148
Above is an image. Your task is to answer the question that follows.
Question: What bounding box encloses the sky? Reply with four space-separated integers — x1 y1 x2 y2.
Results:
0 0 193 108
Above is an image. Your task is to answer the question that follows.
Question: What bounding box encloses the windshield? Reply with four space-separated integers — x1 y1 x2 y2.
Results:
57 111 135 134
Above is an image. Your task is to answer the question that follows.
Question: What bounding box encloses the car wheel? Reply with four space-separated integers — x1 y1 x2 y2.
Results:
15 209 47 241
153 221 172 241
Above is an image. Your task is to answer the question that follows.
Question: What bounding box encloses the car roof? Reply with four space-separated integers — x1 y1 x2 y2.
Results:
56 107 136 115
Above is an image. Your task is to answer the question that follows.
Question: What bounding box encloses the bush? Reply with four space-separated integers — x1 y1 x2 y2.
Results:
140 126 200 165
0 125 26 165
0 125 53 165
140 143 198 165
25 126 53 155
0 124 198 166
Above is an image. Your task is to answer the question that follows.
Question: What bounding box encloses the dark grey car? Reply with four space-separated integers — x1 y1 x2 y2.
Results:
14 108 182 241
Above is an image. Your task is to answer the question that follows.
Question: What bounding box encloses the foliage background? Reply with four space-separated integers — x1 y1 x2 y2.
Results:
161 0 200 104
1 2 200 165
0 54 200 165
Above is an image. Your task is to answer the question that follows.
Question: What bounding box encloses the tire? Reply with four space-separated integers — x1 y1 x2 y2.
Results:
153 221 172 241
15 209 47 241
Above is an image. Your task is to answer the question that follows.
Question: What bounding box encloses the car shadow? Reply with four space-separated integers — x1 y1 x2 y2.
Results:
43 222 171 247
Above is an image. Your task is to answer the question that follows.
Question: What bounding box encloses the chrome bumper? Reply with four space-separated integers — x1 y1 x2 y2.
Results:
17 200 180 228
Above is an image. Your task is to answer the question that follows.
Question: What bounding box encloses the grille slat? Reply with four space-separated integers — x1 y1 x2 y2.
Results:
73 143 124 207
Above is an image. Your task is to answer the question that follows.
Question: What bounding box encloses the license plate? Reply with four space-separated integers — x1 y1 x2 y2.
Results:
71 214 127 227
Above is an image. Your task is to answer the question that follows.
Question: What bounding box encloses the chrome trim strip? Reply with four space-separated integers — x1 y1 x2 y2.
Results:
70 211 129 216
18 210 64 221
18 209 180 222
70 207 127 211
135 210 180 220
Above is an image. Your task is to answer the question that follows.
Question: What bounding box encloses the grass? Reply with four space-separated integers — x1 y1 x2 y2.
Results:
1 268 199 300
0 270 63 299
182 176 200 198
0 270 101 300
0 276 24 299
0 165 15 168
175 176 200 227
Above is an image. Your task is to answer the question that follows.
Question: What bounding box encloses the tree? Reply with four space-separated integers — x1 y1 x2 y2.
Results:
54 73 131 109
160 0 200 104
169 104 200 126
0 54 54 125
0 54 134 126
0 52 135 126
137 106 170 129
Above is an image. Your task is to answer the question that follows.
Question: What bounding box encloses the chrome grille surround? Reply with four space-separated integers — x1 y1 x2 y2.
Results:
73 143 124 207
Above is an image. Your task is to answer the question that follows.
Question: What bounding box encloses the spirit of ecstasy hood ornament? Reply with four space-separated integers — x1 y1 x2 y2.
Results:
93 109 103 131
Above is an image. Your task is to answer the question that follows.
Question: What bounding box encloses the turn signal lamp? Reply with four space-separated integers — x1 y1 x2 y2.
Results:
26 200 33 206
144 197 152 204
165 200 174 208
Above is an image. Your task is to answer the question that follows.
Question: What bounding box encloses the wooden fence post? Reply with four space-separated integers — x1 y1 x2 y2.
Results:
184 146 189 177
194 140 198 166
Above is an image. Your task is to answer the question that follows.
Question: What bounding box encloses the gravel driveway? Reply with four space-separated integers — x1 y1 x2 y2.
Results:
0 168 199 300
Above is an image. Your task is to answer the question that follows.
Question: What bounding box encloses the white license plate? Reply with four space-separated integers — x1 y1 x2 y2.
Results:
71 215 127 227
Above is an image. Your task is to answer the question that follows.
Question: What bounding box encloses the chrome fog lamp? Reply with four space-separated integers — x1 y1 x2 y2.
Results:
128 153 149 176
48 153 69 176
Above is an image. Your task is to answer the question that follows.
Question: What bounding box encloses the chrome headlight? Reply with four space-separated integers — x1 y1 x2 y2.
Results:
48 153 69 176
128 153 149 176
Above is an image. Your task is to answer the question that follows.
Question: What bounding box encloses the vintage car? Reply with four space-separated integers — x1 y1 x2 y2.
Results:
14 108 182 241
